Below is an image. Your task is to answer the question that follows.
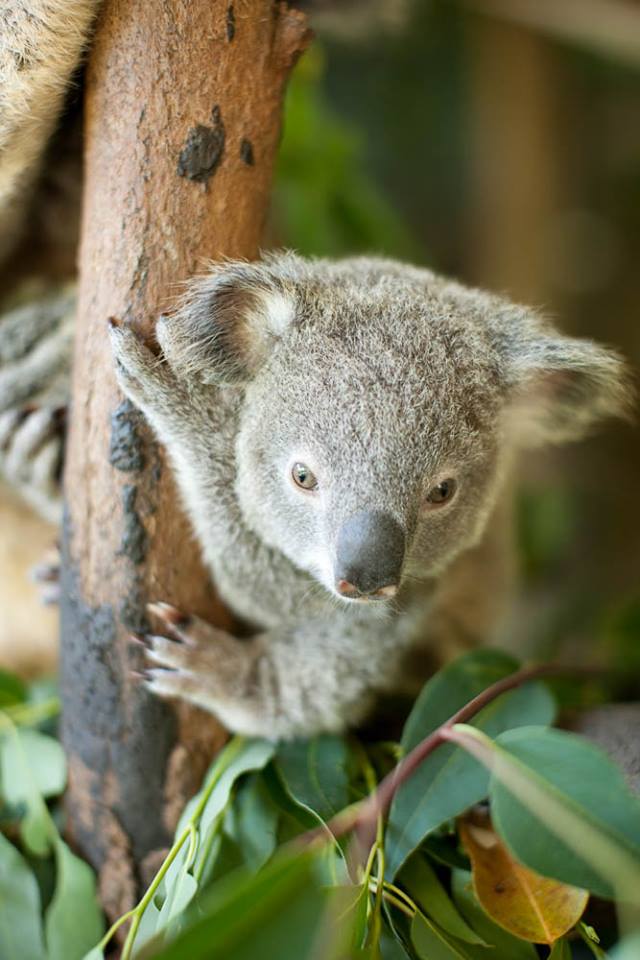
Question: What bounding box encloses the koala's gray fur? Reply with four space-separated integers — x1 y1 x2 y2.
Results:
0 1 98 517
110 253 631 738
0 1 632 739
0 0 99 260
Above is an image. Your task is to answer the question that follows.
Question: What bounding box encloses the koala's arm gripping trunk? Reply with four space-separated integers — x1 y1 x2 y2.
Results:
60 0 310 919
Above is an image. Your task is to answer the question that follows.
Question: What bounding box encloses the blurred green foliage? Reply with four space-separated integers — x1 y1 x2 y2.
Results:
273 46 421 260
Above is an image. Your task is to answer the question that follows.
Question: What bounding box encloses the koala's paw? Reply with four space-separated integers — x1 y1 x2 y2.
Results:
131 602 250 709
108 319 179 415
0 405 65 523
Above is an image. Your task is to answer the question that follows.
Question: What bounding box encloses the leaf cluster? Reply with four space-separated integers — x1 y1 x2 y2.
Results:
2 653 640 960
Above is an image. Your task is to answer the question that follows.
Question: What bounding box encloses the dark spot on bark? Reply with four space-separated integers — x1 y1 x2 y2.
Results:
59 508 176 872
226 4 236 41
119 485 148 564
109 400 146 472
240 138 254 166
119 577 151 634
177 108 225 185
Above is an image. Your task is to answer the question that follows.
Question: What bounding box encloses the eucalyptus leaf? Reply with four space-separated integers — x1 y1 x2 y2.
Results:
149 850 351 960
549 940 572 959
380 931 413 959
0 670 27 707
386 650 555 877
3 729 66 798
399 854 486 944
411 912 472 959
485 727 640 900
275 734 352 823
0 831 46 960
451 870 537 960
45 836 104 960
227 773 279 871
0 729 55 854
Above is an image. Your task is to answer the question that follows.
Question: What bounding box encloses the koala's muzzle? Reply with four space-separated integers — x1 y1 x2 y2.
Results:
335 510 405 600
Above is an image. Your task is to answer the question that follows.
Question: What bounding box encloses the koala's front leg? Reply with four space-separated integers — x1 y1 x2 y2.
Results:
135 602 388 739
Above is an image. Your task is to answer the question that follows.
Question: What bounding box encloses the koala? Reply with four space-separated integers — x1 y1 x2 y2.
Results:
109 252 631 738
0 1 99 519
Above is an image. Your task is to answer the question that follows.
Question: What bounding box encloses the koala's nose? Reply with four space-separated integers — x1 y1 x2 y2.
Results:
335 510 405 599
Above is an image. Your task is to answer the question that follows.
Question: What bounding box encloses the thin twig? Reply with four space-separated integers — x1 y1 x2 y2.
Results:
298 662 597 865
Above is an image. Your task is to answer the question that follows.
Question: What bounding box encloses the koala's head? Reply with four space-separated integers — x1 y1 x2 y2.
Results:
169 253 632 603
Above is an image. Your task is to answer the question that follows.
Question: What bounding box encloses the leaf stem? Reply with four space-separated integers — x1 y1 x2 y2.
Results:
300 662 576 860
114 736 247 960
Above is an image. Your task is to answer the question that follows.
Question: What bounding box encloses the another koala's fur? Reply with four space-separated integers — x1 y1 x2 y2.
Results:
110 253 631 738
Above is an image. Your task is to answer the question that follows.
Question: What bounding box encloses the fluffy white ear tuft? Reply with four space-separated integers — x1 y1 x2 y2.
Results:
157 261 296 384
501 327 634 446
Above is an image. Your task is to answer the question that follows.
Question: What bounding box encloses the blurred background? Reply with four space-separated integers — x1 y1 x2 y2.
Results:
2 0 639 702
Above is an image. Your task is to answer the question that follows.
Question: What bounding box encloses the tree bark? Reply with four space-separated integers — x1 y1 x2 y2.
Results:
60 0 310 918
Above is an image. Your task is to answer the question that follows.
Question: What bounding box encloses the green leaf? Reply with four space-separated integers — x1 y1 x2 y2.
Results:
385 650 556 877
5 729 66 798
399 855 486 944
141 738 275 946
549 940 572 959
0 670 27 707
45 837 104 960
380 930 413 959
411 912 472 959
451 870 537 960
149 850 352 960
0 831 46 960
485 726 640 900
0 729 56 854
226 773 279 871
275 734 352 823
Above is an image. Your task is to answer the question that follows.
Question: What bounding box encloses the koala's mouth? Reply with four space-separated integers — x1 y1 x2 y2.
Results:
332 580 399 603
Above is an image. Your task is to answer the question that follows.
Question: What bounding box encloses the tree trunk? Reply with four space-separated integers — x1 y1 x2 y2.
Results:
60 0 310 918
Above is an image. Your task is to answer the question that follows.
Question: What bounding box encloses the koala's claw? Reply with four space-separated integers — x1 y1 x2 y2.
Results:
108 321 176 409
128 602 253 711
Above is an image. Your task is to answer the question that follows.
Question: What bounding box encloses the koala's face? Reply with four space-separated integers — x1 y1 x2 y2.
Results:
234 284 505 603
165 253 629 606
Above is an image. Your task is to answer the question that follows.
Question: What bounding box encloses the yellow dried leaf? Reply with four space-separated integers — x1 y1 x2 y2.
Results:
458 811 589 945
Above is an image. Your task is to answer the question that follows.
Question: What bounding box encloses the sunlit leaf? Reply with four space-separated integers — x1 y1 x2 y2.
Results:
45 836 104 960
450 725 640 901
149 738 275 943
386 650 556 877
399 854 486 944
0 831 46 960
458 813 588 944
451 870 537 960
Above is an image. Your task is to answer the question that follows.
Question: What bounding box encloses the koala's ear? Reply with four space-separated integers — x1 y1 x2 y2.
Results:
159 262 296 384
496 309 634 446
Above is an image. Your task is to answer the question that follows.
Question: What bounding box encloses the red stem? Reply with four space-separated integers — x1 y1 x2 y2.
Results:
300 661 589 863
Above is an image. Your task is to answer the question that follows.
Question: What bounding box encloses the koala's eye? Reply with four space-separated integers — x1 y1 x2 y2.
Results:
292 462 319 492
425 478 457 507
